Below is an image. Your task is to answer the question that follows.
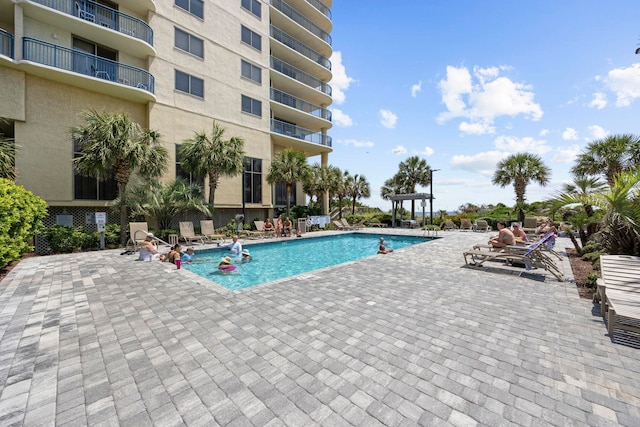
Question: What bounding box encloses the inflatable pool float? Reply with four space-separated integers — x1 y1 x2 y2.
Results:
217 265 236 272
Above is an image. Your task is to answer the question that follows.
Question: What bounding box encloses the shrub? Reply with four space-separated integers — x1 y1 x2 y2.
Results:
0 178 48 268
42 225 86 253
585 274 599 289
104 224 121 248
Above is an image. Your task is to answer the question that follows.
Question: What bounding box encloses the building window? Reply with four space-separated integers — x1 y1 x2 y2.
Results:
73 140 118 200
175 28 204 58
175 69 204 98
243 158 262 204
241 95 262 117
175 0 203 19
241 59 261 84
241 25 261 51
241 0 261 18
175 145 204 187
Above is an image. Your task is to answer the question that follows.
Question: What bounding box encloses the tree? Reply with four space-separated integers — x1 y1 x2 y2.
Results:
267 148 310 217
123 178 211 230
344 173 371 215
492 153 551 223
381 172 410 223
304 163 337 215
397 156 431 219
178 122 246 210
571 134 640 186
72 110 168 244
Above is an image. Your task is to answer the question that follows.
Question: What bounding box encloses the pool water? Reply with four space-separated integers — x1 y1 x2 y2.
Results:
184 234 431 290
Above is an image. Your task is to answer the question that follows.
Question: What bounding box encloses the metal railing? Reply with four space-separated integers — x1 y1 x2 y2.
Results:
270 25 331 70
0 29 14 58
270 0 331 45
23 37 155 93
31 0 153 46
305 0 331 19
271 118 332 147
270 88 331 121
271 56 331 96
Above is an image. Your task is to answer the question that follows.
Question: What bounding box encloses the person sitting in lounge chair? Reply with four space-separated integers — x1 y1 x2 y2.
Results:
263 218 275 234
378 237 394 254
489 221 515 248
137 234 161 261
283 217 292 236
511 223 528 244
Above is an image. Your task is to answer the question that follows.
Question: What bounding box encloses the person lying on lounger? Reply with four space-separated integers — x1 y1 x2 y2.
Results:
489 221 515 248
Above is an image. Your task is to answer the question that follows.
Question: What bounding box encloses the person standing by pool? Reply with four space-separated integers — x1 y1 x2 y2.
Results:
378 237 393 254
276 216 283 237
228 235 242 256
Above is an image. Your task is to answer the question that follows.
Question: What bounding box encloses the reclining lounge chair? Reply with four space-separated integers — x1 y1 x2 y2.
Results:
179 221 205 245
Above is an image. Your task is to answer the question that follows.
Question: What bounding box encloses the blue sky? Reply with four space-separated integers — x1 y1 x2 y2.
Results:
326 1 640 213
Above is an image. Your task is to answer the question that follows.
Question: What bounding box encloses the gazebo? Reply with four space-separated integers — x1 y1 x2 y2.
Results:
388 193 433 228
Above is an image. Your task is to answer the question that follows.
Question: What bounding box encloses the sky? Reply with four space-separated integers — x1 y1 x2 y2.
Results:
325 1 640 213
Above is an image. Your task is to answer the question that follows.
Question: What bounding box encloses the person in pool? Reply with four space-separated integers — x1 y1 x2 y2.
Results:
217 256 235 271
378 237 393 254
240 249 252 262
181 247 195 264
228 235 242 256
161 243 182 263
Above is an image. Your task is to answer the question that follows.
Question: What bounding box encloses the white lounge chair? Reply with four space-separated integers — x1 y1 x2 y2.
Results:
127 222 149 251
200 220 226 243
179 221 205 245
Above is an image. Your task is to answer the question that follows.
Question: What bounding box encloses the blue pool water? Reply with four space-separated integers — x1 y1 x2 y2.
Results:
184 234 431 290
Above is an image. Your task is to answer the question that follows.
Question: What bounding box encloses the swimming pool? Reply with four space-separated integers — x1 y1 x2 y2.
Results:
184 233 432 290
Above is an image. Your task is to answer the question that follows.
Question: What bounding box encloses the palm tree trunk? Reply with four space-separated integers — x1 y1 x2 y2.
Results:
286 183 292 216
118 183 128 245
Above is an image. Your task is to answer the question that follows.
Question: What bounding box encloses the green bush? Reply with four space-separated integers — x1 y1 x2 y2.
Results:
42 225 86 253
0 178 48 268
585 274 599 289
104 224 121 248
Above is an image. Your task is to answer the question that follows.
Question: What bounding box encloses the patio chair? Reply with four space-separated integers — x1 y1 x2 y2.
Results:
459 218 473 231
200 220 226 243
244 221 271 239
340 218 357 230
474 220 491 232
522 217 538 234
127 222 150 251
442 220 457 231
179 221 205 245
595 254 640 338
333 220 349 231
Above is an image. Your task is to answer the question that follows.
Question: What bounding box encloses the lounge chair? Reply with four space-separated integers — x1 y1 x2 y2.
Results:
333 220 350 231
340 218 357 230
127 222 150 251
595 254 640 338
463 233 564 281
473 220 491 232
200 220 226 243
522 217 538 234
179 221 205 245
245 220 274 239
459 218 473 231
442 220 457 231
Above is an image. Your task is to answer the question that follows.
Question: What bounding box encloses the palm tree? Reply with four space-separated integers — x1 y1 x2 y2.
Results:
178 122 246 210
344 173 371 215
492 153 551 223
381 172 410 223
571 134 640 186
304 163 336 215
123 178 212 230
267 148 310 217
72 110 168 244
326 165 342 215
0 137 16 180
397 156 431 219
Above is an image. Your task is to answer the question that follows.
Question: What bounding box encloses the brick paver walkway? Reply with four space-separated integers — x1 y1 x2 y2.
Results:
0 230 638 426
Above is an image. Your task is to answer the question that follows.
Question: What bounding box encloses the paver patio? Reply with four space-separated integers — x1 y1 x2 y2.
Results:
0 230 638 426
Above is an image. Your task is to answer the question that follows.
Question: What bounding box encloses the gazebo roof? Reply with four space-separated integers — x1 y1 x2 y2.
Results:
387 193 433 202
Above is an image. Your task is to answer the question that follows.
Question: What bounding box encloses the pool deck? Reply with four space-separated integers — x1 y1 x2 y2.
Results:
1 229 639 426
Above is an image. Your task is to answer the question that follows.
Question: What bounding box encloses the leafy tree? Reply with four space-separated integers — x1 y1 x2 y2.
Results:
303 163 337 215
396 156 431 219
72 110 168 244
381 172 410 223
267 148 310 217
178 122 246 210
492 153 551 223
344 173 371 215
571 134 640 186
122 178 211 230
333 169 351 219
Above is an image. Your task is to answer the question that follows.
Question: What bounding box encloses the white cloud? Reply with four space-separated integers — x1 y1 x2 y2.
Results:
392 145 407 154
450 150 508 176
601 63 640 107
459 121 495 135
330 109 353 127
437 65 543 134
589 92 607 109
587 125 609 140
539 129 549 136
421 146 434 156
337 138 374 148
562 128 579 141
411 81 422 97
493 135 551 155
379 109 398 129
553 144 582 164
328 51 355 105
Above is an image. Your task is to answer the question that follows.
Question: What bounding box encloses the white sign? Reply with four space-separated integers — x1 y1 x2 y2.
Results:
95 212 107 225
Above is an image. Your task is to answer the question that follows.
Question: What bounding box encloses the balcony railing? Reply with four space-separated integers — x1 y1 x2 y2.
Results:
23 37 154 93
271 56 331 96
271 118 332 147
270 25 331 70
305 0 331 19
31 0 153 46
271 88 331 121
270 0 331 45
0 29 14 59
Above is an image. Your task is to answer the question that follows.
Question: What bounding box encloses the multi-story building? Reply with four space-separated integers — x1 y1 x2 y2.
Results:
0 0 333 233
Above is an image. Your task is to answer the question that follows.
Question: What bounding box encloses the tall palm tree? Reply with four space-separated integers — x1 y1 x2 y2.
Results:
492 153 551 223
345 173 371 215
326 165 342 215
561 175 606 218
178 122 246 210
267 148 310 217
304 163 336 215
72 110 168 244
397 156 431 219
571 134 640 186
381 172 410 222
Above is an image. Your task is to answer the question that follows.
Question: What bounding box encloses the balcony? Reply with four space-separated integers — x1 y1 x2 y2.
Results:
29 0 153 47
270 56 331 107
270 0 331 46
0 29 14 59
271 88 331 123
305 0 331 19
21 37 154 100
271 118 332 147
270 25 331 72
